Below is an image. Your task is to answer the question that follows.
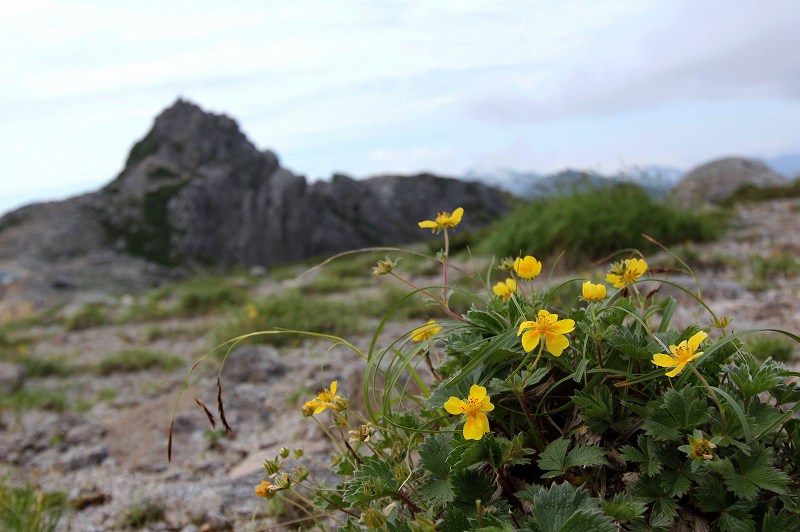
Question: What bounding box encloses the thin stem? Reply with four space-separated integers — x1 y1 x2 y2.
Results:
388 272 463 321
443 228 450 308
689 364 727 433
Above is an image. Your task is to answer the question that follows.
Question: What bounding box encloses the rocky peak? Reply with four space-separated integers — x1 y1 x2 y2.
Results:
673 156 786 204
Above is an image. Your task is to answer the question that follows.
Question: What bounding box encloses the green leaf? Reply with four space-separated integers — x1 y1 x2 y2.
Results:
420 433 451 478
602 493 647 522
724 353 787 401
537 437 570 478
419 478 455 508
565 445 607 470
451 470 494 512
517 482 615 532
439 507 470 532
342 456 400 506
717 501 756 532
643 387 711 442
722 445 790 499
573 386 615 433
620 435 663 476
538 437 607 478
465 309 507 334
695 476 734 513
449 436 503 469
630 476 678 527
762 508 800 532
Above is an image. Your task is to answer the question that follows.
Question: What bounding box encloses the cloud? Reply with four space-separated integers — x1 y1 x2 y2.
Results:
468 1 800 123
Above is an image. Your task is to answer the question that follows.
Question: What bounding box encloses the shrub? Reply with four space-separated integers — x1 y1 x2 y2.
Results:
483 184 724 261
63 302 111 331
175 205 799 530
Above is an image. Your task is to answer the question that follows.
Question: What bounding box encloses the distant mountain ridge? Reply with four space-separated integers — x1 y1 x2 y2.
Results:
464 164 683 200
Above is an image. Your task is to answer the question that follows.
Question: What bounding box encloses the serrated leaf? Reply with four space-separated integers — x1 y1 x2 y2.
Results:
342 456 400 506
537 437 570 478
630 476 678 527
722 445 790 499
717 501 756 532
449 436 503 469
602 493 646 522
695 476 734 513
724 353 786 400
452 469 494 512
439 507 470 532
643 387 712 442
420 433 451 478
518 482 614 532
560 511 617 532
762 508 800 532
465 309 507 334
619 435 663 476
419 478 455 507
565 444 607 470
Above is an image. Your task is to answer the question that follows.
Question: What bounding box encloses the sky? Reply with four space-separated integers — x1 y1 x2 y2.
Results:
2 0 800 215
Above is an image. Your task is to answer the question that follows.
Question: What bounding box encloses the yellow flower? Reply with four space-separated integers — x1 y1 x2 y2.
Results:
372 257 398 277
418 207 464 233
652 331 708 377
513 255 542 280
679 430 717 461
606 258 648 288
582 281 607 301
444 384 495 440
302 381 347 415
410 319 441 342
255 479 280 498
517 309 576 356
492 278 517 301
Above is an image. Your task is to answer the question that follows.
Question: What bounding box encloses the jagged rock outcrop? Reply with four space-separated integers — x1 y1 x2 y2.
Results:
672 157 786 205
0 99 509 301
97 99 508 266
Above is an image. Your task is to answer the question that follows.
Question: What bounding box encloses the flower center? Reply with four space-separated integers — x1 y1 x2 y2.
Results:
673 346 692 363
464 396 482 416
691 440 713 459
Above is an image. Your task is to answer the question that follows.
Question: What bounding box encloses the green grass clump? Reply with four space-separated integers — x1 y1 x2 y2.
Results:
745 335 795 362
21 355 79 378
174 277 248 316
215 290 364 347
0 477 67 532
749 253 800 280
117 499 166 529
722 179 800 205
0 387 69 412
93 349 184 375
63 303 111 331
482 184 724 261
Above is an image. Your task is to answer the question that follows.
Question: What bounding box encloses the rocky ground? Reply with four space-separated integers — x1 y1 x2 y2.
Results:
0 198 799 531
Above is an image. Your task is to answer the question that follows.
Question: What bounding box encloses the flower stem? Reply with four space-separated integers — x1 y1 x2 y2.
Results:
689 364 727 433
443 228 450 308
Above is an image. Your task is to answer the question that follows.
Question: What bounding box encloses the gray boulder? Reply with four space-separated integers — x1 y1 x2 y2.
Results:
673 157 786 205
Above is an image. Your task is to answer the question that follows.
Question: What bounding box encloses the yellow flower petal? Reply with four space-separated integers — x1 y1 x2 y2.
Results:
330 381 337 395
480 396 494 412
517 320 536 336
418 220 437 229
521 330 541 352
476 412 490 434
665 363 685 377
450 207 464 224
463 416 483 440
651 353 677 367
551 319 576 334
469 385 487 401
545 332 569 357
444 396 466 415
688 331 708 353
